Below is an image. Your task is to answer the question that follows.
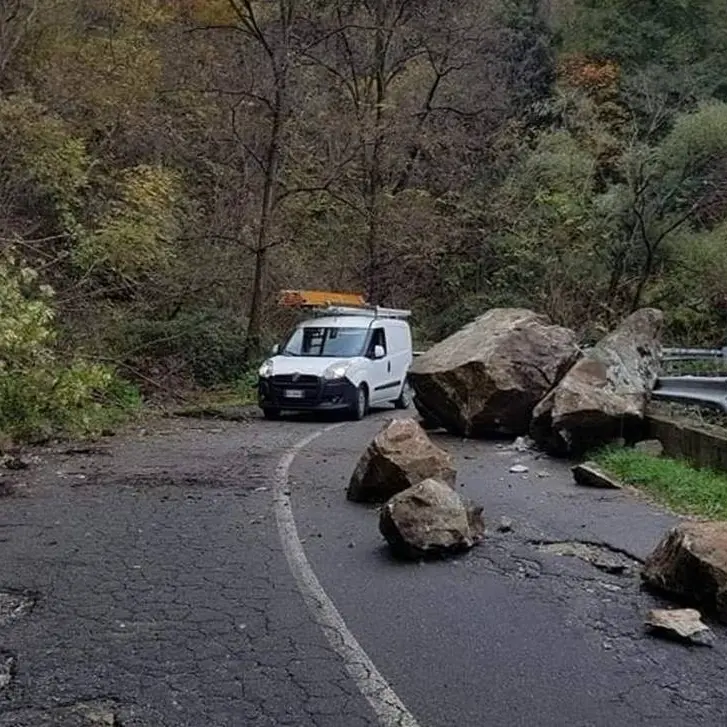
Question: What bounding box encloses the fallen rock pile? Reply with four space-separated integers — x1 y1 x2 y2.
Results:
409 306 663 456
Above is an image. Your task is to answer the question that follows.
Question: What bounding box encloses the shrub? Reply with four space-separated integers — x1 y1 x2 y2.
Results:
0 251 139 441
120 309 247 387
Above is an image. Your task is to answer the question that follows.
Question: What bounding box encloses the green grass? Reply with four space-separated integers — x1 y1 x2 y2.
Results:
594 448 727 519
170 366 259 420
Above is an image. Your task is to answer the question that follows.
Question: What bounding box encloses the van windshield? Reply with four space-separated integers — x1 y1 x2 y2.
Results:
282 326 368 358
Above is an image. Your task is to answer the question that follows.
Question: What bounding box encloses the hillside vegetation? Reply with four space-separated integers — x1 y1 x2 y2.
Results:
1 0 727 437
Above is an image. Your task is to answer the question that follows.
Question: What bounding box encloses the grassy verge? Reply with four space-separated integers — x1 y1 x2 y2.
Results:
171 368 259 420
594 447 727 519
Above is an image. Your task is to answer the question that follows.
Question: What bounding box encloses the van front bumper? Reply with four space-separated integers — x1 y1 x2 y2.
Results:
258 375 357 411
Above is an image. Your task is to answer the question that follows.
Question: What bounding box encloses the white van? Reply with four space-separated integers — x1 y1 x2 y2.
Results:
257 305 413 420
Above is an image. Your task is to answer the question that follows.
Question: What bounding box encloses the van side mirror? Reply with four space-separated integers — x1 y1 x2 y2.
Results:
271 343 280 355
373 344 385 359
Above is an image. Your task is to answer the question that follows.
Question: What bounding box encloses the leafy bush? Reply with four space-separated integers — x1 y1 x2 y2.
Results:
0 252 139 441
121 310 247 387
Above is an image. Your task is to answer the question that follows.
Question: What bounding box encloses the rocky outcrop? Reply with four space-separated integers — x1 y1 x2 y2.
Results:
642 521 727 623
408 309 579 437
531 308 663 455
379 478 485 559
346 418 456 503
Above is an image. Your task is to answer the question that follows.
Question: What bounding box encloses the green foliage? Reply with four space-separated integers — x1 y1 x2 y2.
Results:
0 252 139 440
661 102 727 177
74 165 181 278
235 364 262 404
557 0 726 71
2 0 727 405
595 447 727 518
120 310 247 387
0 94 90 226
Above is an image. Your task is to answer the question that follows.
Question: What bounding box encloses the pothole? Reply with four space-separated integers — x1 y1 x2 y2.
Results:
0 590 36 626
534 540 640 575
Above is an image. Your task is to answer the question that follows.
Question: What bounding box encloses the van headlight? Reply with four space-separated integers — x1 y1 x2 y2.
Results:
323 363 349 380
259 360 273 378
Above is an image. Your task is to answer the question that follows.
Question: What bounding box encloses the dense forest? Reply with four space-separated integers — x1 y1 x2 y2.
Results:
1 0 727 437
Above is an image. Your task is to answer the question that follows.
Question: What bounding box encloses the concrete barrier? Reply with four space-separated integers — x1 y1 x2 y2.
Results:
646 414 727 472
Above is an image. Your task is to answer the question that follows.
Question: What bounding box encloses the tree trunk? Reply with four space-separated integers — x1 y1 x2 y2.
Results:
364 0 386 304
244 80 288 360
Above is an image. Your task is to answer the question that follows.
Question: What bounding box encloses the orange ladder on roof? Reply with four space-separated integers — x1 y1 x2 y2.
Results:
278 289 367 309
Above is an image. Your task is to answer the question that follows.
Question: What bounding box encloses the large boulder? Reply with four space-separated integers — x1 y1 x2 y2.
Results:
408 309 579 437
642 521 727 623
346 418 456 503
531 308 663 455
379 478 485 559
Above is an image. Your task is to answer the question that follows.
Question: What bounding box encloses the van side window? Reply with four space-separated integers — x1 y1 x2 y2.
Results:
370 328 387 356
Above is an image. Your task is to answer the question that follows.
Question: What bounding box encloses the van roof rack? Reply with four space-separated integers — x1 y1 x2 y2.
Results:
278 289 410 320
278 290 367 308
313 305 411 320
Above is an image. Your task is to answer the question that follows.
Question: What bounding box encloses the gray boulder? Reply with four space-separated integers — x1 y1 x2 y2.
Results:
531 308 663 455
379 478 485 559
642 521 727 624
347 418 456 503
409 309 579 437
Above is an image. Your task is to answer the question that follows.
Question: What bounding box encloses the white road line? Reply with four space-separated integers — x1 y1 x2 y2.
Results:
274 424 422 727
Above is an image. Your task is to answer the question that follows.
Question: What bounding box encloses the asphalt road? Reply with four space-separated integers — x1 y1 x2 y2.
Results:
0 409 726 726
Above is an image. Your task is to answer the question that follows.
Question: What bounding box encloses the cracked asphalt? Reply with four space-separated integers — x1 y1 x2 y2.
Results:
0 416 378 726
1 409 726 726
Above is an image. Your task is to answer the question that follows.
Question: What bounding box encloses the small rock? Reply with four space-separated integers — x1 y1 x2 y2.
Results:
599 582 622 592
497 517 513 533
572 462 622 489
2 456 28 471
347 541 355 548
645 608 713 646
0 652 15 690
509 464 529 474
536 471 550 478
253 486 268 492
511 436 535 452
634 439 664 457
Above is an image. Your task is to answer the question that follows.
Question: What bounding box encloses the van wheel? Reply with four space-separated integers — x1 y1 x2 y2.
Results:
263 407 281 420
393 383 411 410
350 385 368 421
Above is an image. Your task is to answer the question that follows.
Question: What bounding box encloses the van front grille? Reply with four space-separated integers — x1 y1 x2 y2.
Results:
271 374 320 386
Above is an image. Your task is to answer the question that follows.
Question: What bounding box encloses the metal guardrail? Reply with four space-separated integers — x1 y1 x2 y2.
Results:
662 346 727 361
653 376 727 412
